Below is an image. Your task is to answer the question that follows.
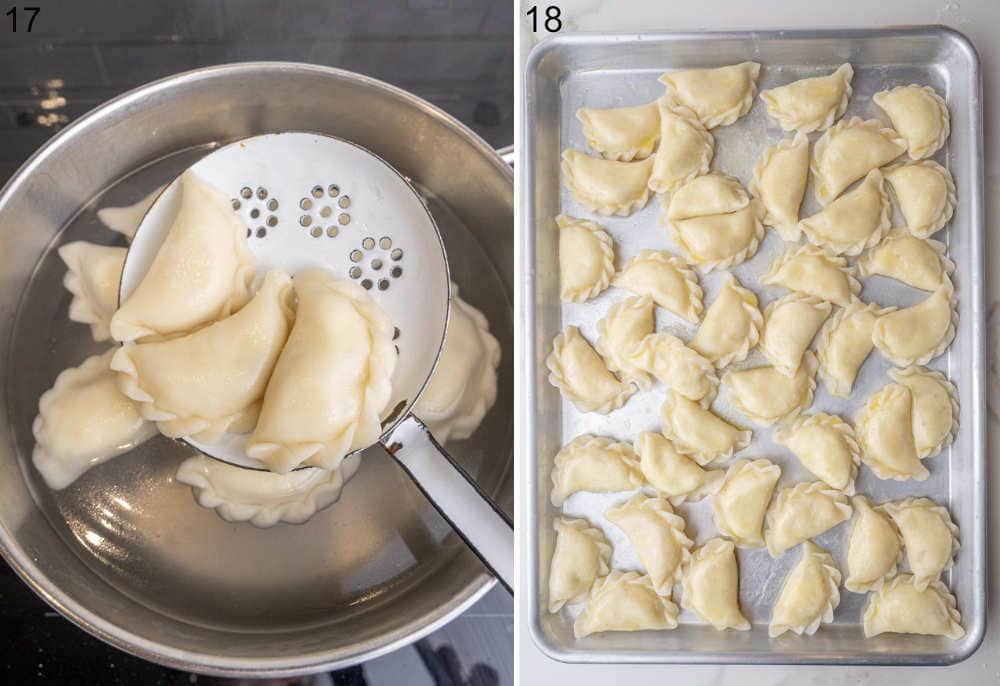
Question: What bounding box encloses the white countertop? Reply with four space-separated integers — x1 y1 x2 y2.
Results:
515 0 998 682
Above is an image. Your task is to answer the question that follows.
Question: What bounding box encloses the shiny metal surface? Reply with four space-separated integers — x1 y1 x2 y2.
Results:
0 63 513 677
522 28 985 664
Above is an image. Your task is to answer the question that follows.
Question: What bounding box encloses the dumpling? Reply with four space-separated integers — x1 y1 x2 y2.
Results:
548 516 612 612
774 413 860 494
691 273 762 367
612 250 703 323
109 171 256 343
666 200 765 273
889 366 959 458
882 497 959 592
712 458 781 548
557 214 615 303
112 270 294 443
32 349 157 490
858 229 954 291
681 538 750 630
412 285 501 444
723 352 818 427
883 161 956 238
760 63 854 134
574 571 679 638
760 293 831 377
628 333 719 407
872 283 957 366
577 101 660 161
798 168 891 256
759 244 861 307
606 494 694 595
647 97 714 193
550 434 644 506
562 148 653 216
58 241 126 342
97 185 164 242
769 541 842 637
546 325 635 414
811 117 907 204
661 391 751 465
854 383 928 481
634 431 724 505
596 295 655 389
246 270 396 474
863 575 964 639
659 62 761 129
816 299 894 398
663 173 749 221
873 85 950 160
765 482 852 558
175 452 360 528
748 132 810 240
845 495 903 593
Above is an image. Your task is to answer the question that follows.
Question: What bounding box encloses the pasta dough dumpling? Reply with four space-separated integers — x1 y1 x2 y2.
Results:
548 516 612 612
798 168 891 256
872 283 957 367
32 349 157 490
634 431 724 505
858 229 954 291
556 214 615 303
883 161 956 238
659 62 761 129
816 299 894 398
550 434 644 506
761 63 854 134
712 458 781 549
110 171 256 342
888 366 959 459
596 295 655 390
661 391 751 465
855 383 929 481
873 85 950 160
663 173 749 221
606 494 693 595
863 575 964 639
574 571 679 638
113 270 294 443
690 273 762 368
612 250 703 323
810 117 906 205
723 352 817 427
774 413 860 494
749 132 810 240
246 270 396 473
667 199 765 273
765 481 851 558
845 495 903 593
759 244 860 307
546 326 635 414
628 333 718 408
562 148 653 217
769 541 842 637
760 293 831 377
577 101 660 161
681 538 750 630
882 497 959 591
647 97 714 193
58 241 126 342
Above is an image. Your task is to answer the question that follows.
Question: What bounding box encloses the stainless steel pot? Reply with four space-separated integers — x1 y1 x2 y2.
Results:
0 63 513 677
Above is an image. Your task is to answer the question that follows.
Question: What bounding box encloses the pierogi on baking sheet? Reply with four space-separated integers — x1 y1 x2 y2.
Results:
543 41 971 650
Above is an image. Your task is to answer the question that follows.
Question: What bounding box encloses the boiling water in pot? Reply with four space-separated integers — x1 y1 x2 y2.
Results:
7 143 512 632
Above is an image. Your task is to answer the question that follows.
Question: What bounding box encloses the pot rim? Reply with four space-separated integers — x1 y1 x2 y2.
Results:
0 61 511 677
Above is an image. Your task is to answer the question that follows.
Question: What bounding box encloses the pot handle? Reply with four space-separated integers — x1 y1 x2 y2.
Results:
383 415 513 594
497 144 514 167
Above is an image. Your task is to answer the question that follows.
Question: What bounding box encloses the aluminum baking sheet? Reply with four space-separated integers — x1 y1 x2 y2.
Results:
521 27 985 665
